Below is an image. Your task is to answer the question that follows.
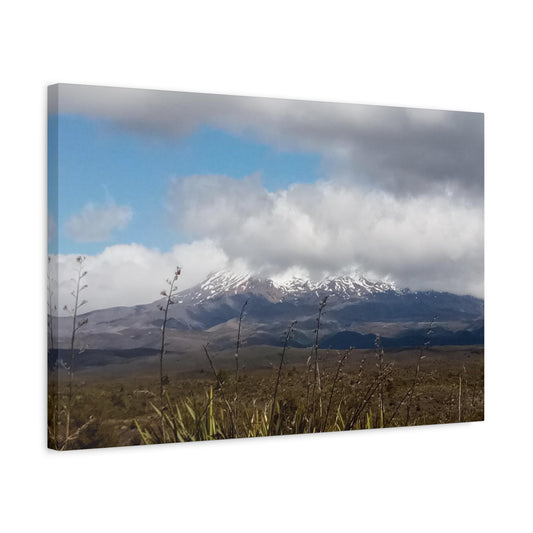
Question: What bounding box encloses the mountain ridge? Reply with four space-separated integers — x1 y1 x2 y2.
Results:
50 270 484 366
176 269 399 306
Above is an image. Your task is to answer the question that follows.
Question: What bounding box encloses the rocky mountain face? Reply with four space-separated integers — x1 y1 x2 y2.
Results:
51 270 484 367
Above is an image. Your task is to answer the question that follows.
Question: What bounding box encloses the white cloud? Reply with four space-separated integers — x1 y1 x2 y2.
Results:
53 240 229 313
65 203 132 242
167 174 484 297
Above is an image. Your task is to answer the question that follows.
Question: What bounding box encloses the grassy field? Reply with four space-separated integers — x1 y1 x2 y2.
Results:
48 344 484 450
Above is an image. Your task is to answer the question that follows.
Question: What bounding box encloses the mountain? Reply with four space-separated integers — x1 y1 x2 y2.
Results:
51 270 484 368
178 269 398 305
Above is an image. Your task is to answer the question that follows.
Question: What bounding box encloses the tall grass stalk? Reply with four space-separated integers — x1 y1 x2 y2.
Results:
63 256 89 447
305 355 312 418
345 361 392 430
323 348 351 431
269 320 297 435
47 256 56 356
458 375 462 422
309 295 328 429
234 299 247 419
404 318 435 425
375 335 386 421
47 255 58 448
386 318 435 426
203 344 237 436
157 266 181 405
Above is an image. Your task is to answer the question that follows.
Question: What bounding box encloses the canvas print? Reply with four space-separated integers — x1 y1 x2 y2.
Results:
47 84 484 450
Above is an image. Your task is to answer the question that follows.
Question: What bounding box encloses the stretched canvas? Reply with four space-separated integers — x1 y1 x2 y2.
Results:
47 84 484 450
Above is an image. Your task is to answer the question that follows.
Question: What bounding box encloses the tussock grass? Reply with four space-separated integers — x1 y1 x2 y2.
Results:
131 305 483 446
47 345 484 449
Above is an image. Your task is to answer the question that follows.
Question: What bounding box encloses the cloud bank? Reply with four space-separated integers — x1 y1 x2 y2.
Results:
51 85 484 309
167 174 483 297
52 169 483 313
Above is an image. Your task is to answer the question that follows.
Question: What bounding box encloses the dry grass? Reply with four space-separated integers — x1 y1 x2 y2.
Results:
48 344 483 449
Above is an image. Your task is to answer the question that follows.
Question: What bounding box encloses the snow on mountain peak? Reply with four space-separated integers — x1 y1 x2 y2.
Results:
179 269 398 305
200 270 251 292
275 272 396 300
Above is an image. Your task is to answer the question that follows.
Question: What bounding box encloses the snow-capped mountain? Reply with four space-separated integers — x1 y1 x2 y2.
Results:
51 269 483 367
178 270 398 305
281 274 396 300
177 270 283 304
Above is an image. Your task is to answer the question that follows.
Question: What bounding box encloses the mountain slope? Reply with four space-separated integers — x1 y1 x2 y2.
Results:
52 271 484 365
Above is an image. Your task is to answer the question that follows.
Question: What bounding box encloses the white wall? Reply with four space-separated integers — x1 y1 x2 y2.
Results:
1 1 531 531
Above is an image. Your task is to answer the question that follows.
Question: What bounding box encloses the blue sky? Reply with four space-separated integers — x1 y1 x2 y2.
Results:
49 113 322 255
